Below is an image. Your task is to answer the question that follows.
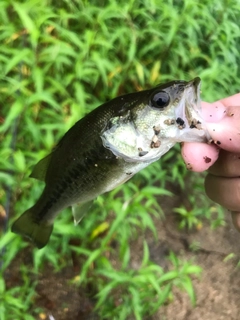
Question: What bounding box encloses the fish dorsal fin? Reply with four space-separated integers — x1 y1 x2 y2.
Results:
29 153 52 181
72 201 93 225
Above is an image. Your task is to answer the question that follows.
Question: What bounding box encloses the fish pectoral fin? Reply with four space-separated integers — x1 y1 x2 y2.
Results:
72 201 93 225
29 153 52 181
11 209 53 249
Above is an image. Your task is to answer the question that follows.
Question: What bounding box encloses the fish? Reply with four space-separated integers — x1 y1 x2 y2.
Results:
11 77 210 248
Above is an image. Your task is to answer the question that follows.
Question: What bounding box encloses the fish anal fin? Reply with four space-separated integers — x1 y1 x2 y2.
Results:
11 209 53 249
72 201 93 225
29 154 52 181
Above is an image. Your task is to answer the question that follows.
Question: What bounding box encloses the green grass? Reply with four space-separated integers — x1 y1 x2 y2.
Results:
1 0 240 318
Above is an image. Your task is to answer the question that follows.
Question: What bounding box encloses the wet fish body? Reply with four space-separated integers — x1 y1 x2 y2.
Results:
12 77 210 248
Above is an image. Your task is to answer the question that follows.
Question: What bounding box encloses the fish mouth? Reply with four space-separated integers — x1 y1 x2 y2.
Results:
186 77 201 124
174 77 211 142
176 77 202 128
186 77 201 106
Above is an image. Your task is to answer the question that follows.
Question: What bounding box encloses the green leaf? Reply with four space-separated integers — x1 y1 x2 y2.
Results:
13 2 40 47
141 186 172 196
4 49 32 75
159 270 178 283
141 240 150 267
14 149 26 172
32 67 44 93
0 100 24 133
0 278 5 294
181 276 196 305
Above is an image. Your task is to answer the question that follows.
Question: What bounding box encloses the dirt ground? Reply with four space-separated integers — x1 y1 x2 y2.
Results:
5 192 240 320
154 211 240 320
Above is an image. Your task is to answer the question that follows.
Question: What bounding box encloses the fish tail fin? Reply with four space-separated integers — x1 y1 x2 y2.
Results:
11 209 53 249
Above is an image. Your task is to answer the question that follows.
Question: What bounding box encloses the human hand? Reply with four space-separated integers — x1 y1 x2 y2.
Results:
181 93 240 231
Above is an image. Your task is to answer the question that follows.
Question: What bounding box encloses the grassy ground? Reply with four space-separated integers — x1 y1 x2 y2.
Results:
1 0 240 319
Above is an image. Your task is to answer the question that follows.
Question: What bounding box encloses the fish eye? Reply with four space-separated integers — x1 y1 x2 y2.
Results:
151 91 170 109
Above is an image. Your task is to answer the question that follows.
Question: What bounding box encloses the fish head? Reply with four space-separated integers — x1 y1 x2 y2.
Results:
101 77 211 162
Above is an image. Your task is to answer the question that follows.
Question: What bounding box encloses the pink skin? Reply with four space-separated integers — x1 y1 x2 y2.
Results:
182 93 240 231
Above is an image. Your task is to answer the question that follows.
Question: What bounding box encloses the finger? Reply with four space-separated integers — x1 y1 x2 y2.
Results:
201 101 227 123
201 100 240 153
219 93 240 107
231 211 240 233
201 93 240 122
208 149 240 177
181 97 240 170
181 142 219 172
205 110 240 153
205 174 240 211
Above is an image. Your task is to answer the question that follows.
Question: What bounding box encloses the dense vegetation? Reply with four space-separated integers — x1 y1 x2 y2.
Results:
1 0 240 319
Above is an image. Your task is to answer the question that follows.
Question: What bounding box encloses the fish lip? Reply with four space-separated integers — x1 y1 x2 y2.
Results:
188 76 201 87
183 77 202 126
185 77 201 101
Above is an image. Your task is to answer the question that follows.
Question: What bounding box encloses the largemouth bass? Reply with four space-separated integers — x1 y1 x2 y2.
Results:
12 77 210 248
